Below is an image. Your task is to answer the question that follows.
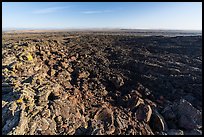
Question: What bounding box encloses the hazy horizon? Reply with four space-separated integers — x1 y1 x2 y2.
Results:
2 27 202 31
3 2 202 30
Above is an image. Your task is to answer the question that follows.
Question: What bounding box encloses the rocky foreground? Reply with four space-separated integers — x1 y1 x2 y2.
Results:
2 32 202 135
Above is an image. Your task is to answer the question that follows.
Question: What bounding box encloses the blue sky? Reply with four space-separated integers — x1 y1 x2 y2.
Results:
2 2 202 30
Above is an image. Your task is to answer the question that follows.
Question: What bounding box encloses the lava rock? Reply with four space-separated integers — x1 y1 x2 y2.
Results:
161 105 176 120
167 129 184 135
173 99 202 130
150 109 168 132
78 71 90 79
184 129 202 135
94 107 115 134
136 104 152 122
47 69 56 77
110 75 124 89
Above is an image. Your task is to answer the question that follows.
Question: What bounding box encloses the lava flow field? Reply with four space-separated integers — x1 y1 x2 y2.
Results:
2 31 202 135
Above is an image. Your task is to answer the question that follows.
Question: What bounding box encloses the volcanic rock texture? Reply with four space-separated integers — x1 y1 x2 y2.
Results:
2 32 202 135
